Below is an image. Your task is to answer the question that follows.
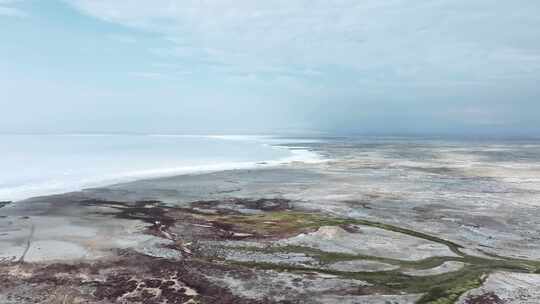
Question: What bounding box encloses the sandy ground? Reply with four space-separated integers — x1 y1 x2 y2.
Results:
1 139 540 303
281 225 458 261
457 272 540 304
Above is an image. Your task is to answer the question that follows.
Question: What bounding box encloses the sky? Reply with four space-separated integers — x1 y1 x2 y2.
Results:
1 0 540 136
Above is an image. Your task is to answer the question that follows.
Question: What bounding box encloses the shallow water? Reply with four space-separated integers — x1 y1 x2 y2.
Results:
0 134 312 201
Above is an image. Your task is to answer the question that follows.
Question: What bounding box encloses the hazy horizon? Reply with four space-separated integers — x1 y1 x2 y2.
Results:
2 1 540 137
1 132 540 141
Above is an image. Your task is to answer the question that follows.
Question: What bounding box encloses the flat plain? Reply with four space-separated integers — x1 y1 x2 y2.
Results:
1 138 540 304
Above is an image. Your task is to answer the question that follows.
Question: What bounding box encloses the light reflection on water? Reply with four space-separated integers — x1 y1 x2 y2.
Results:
0 134 298 201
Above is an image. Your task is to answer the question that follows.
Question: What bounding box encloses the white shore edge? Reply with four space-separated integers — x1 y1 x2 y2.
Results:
2 138 327 202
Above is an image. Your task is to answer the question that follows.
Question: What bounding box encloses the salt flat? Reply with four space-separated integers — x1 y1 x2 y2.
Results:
1 138 540 303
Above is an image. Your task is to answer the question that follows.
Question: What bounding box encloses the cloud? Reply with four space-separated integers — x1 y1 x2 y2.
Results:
0 0 533 135
0 1 26 18
130 70 192 80
66 0 540 86
130 72 163 79
107 34 137 43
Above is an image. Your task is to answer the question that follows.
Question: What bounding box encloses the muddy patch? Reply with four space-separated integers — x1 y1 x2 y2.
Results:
0 251 264 304
463 292 504 304
190 198 292 214
0 201 12 209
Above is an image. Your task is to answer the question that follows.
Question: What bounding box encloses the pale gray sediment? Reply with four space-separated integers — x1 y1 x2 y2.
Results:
280 225 458 261
326 260 399 273
401 261 465 276
457 272 540 304
1 139 540 303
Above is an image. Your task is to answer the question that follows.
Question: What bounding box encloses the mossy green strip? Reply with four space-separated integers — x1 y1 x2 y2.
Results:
213 211 540 304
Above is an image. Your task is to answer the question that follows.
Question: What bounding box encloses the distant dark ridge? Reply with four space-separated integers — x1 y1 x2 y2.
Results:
0 201 12 209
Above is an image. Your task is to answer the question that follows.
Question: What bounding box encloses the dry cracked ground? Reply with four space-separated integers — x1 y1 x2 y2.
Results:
1 139 540 304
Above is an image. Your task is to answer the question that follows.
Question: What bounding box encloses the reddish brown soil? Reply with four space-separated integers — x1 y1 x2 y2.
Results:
464 292 505 304
0 251 284 304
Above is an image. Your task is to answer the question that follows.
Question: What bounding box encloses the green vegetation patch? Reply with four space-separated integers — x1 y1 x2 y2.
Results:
211 210 540 304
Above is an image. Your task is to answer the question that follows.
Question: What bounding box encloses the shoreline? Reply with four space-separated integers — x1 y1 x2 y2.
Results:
2 138 540 303
0 136 325 202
